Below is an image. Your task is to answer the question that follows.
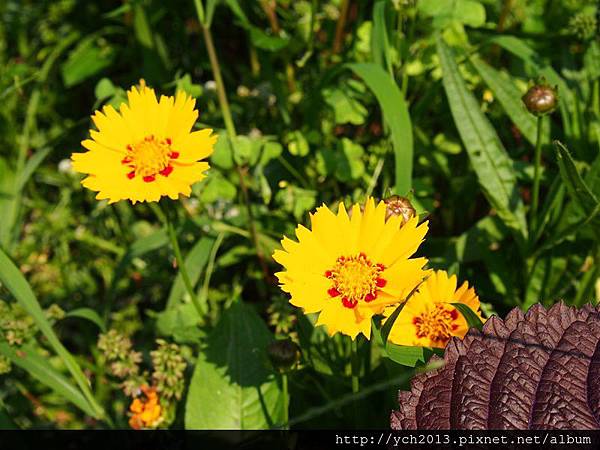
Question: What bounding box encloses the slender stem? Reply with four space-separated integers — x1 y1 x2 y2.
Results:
530 116 543 232
194 0 271 282
332 0 350 54
161 206 204 317
350 337 360 426
282 372 290 430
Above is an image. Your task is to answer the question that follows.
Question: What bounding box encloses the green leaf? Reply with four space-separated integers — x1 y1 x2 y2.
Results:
371 322 426 367
554 141 600 233
347 63 413 194
0 344 96 417
436 36 528 243
322 87 368 125
0 249 103 418
470 55 548 147
65 308 106 332
155 302 205 344
418 0 486 28
185 301 284 429
450 303 484 331
165 237 215 310
380 302 406 346
488 35 575 138
61 38 115 87
371 0 392 73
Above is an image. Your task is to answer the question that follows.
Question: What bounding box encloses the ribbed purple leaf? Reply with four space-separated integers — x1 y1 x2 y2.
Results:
392 303 600 430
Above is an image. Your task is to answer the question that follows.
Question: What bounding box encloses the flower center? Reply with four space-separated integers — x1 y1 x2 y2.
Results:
412 304 459 345
325 252 386 309
122 136 179 182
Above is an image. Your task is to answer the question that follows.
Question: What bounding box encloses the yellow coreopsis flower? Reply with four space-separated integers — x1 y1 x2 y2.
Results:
384 270 483 348
273 197 430 340
71 81 216 204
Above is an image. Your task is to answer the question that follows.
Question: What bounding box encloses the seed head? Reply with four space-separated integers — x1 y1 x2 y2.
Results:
522 83 558 116
267 339 301 373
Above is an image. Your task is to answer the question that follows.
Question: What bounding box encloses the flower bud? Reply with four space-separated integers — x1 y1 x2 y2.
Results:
522 83 558 116
383 195 416 225
267 339 300 373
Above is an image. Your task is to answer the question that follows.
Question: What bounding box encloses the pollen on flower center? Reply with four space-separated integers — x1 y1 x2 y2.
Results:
325 252 386 309
412 304 459 345
121 135 179 182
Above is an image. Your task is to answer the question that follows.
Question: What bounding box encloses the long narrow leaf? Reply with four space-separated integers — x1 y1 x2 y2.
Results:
0 249 103 418
347 63 413 195
450 303 484 331
470 56 548 147
0 343 95 417
436 36 528 243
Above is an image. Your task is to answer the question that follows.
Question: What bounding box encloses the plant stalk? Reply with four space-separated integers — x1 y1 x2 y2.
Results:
282 372 290 430
332 0 350 54
350 337 360 426
194 0 270 282
530 116 544 231
159 205 204 317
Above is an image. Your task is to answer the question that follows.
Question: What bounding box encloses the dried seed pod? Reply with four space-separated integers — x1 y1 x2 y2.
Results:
384 195 416 224
522 83 558 116
391 302 600 430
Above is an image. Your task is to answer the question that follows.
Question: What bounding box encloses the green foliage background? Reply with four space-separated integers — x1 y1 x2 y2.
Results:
0 0 599 429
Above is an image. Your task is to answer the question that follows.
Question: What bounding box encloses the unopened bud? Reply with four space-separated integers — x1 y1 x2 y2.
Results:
522 83 558 116
267 339 300 373
384 195 416 225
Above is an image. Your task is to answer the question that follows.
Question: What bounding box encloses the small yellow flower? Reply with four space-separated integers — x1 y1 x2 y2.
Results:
71 81 217 204
384 270 483 348
129 385 162 430
273 197 429 340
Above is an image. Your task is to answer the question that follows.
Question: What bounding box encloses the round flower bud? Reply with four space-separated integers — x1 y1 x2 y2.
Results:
384 195 416 225
267 339 300 373
522 84 558 116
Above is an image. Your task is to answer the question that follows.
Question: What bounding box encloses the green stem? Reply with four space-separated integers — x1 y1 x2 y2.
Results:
530 116 543 232
350 337 360 426
159 205 204 317
193 0 270 282
282 372 290 430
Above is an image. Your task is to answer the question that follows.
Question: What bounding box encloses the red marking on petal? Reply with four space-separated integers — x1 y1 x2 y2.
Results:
143 175 155 183
121 157 132 165
327 287 340 297
169 151 179 159
376 278 387 288
342 297 357 309
166 138 172 145
127 144 133 151
376 263 386 271
451 324 459 331
324 270 332 278
364 292 377 302
159 165 173 177
127 171 136 179
450 309 459 320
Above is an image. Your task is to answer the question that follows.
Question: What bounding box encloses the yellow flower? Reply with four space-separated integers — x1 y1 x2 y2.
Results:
273 197 429 340
384 270 483 348
71 81 217 204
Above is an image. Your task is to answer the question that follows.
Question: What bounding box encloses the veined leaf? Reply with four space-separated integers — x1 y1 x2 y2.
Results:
0 343 95 417
372 321 427 367
347 63 413 195
185 301 284 429
436 36 528 243
371 0 392 74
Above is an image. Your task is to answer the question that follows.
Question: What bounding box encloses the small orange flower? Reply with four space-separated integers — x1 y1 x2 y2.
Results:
129 385 162 430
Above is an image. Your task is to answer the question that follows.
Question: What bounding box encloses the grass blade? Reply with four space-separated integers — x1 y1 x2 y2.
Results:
347 63 413 195
450 303 484 331
554 141 600 234
65 307 106 332
0 249 103 418
470 55 548 147
0 343 96 417
436 36 528 243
